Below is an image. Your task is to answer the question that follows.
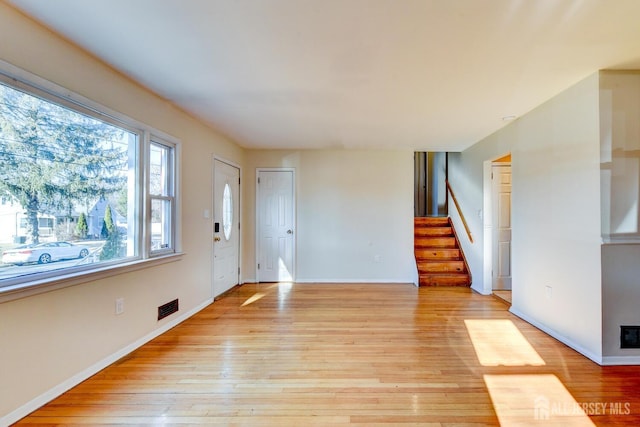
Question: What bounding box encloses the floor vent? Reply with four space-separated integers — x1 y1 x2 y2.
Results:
158 299 179 321
620 326 640 348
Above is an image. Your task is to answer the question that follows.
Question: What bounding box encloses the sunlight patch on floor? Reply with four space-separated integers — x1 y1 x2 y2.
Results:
465 319 545 366
484 374 595 426
241 293 265 306
241 284 279 307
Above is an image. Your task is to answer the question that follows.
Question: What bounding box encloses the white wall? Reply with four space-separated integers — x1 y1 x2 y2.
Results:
243 150 417 284
512 74 602 362
448 130 513 295
0 4 243 423
449 73 604 362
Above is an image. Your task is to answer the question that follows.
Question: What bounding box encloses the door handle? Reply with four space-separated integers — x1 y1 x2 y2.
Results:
287 229 293 234
214 236 221 242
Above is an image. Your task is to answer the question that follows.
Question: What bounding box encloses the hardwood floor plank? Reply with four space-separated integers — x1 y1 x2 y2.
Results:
13 284 640 426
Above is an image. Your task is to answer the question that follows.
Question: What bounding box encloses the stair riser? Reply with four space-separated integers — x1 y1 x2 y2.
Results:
419 275 471 286
415 227 453 237
419 281 470 287
418 262 466 273
415 249 461 260
414 237 457 248
414 217 449 226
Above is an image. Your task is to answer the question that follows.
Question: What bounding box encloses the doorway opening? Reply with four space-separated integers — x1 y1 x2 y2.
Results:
414 152 448 217
483 154 512 301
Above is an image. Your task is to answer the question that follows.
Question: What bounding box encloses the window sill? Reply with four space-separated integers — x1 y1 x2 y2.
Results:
0 253 184 304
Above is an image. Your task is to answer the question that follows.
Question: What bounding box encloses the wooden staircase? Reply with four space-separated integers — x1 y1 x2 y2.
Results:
414 217 471 287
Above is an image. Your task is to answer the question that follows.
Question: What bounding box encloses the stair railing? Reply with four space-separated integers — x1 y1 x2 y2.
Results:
445 180 473 243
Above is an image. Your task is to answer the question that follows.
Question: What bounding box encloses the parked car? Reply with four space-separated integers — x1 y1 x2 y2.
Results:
2 241 90 265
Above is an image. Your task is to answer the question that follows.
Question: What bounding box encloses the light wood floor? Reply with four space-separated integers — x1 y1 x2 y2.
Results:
15 284 640 426
492 290 512 304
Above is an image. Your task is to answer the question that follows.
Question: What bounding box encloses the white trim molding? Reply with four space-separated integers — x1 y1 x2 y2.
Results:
510 306 604 366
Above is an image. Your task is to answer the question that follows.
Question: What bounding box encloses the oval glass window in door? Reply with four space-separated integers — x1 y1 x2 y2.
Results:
222 182 233 240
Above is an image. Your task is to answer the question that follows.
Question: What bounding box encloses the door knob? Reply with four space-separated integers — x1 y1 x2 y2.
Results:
214 236 221 242
287 229 293 234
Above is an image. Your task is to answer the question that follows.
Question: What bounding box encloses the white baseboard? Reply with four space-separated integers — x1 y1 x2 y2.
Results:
245 280 415 286
509 306 604 366
471 283 491 295
601 356 640 366
295 279 415 284
1 298 213 426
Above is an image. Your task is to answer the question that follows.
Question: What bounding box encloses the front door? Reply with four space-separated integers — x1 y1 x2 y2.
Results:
492 164 512 290
257 169 295 282
213 159 240 297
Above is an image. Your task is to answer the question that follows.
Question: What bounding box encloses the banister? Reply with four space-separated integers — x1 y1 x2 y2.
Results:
445 180 473 243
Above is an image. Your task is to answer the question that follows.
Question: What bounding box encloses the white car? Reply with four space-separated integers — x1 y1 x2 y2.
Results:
2 241 90 265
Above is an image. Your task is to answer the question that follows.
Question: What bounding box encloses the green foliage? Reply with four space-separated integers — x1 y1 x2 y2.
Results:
75 212 88 239
100 221 108 239
101 204 114 238
0 83 127 243
100 205 122 260
100 228 122 261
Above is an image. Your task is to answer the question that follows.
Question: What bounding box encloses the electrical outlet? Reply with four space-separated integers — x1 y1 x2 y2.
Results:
115 298 124 315
545 286 552 299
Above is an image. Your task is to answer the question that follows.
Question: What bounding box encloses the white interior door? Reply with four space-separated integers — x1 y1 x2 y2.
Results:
257 170 294 282
213 159 240 297
492 164 512 290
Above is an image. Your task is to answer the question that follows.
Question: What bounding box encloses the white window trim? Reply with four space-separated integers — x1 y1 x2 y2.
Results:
148 138 178 257
0 59 182 302
0 254 183 303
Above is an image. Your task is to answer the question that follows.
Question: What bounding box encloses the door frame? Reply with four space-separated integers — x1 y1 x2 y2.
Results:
255 167 296 283
212 156 242 296
482 154 512 295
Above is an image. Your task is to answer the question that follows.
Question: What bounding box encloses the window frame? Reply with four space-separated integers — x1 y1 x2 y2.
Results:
0 60 182 302
147 139 176 256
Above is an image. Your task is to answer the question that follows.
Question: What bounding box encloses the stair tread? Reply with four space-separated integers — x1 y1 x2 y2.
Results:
418 260 465 265
414 217 449 225
415 237 456 242
419 268 467 274
419 272 470 277
415 227 453 236
417 261 466 273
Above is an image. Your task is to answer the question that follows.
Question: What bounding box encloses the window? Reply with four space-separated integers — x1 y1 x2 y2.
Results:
149 141 175 253
222 182 233 240
0 69 179 293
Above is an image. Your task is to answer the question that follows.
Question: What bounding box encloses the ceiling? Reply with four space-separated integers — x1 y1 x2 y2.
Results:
6 0 640 151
